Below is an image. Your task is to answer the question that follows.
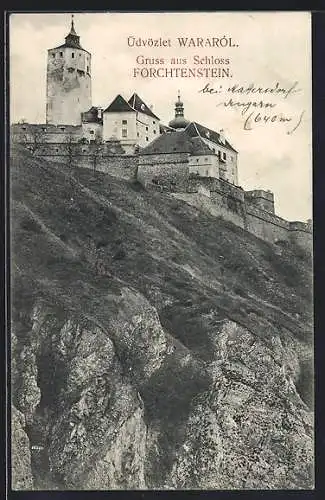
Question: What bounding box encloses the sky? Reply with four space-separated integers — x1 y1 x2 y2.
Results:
9 11 312 221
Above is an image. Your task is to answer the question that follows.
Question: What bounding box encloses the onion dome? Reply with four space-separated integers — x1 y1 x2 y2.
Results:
168 91 190 130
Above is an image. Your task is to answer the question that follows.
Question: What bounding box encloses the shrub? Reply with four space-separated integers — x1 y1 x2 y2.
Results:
20 216 42 233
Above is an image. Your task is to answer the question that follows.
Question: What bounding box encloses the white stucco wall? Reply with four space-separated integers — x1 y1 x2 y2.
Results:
103 110 137 146
200 137 238 184
81 122 103 141
188 154 219 177
136 111 160 148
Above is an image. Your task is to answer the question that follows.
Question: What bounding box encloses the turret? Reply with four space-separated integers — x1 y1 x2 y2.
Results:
46 15 92 125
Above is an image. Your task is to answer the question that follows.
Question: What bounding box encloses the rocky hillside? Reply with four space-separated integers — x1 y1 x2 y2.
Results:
11 146 313 490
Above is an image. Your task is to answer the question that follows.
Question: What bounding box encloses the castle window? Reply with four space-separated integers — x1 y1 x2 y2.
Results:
72 52 75 58
87 66 89 72
60 52 63 57
196 158 199 163
223 152 226 160
122 129 128 138
205 158 208 162
22 126 27 130
122 119 127 125
137 132 139 137
153 121 155 124
146 137 149 142
56 148 59 152
52 53 55 58
90 130 94 134
146 126 148 131
42 127 47 132
153 130 156 134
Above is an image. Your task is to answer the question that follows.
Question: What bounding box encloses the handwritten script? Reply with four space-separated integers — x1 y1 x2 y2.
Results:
198 82 304 134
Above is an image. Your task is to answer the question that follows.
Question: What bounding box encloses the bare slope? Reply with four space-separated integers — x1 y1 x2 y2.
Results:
11 146 313 490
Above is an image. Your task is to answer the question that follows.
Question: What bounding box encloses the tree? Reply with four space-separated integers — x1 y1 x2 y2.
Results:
14 125 45 155
91 137 103 174
65 132 75 169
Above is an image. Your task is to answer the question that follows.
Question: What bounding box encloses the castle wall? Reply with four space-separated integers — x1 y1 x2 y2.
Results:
245 206 289 243
289 222 313 252
14 134 311 251
137 153 190 188
172 190 246 229
28 143 138 179
245 190 275 214
46 47 92 125
172 187 311 250
11 124 83 143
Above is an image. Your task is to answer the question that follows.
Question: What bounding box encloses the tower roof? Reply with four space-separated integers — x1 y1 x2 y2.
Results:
103 95 136 113
168 91 190 130
50 15 90 53
128 93 160 120
185 122 237 152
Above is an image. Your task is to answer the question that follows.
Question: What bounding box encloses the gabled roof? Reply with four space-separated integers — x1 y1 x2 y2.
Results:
138 130 215 156
128 93 160 120
185 122 237 153
103 95 136 114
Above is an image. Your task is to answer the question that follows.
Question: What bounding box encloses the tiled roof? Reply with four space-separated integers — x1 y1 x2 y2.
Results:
52 40 88 52
81 106 103 123
103 95 136 114
185 122 237 153
138 130 215 156
190 136 214 156
159 123 174 134
128 93 160 120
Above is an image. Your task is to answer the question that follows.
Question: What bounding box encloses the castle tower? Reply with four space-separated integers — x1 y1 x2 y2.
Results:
168 91 190 130
46 15 92 125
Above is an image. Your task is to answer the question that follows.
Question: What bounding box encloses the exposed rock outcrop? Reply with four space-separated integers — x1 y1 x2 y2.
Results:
12 406 33 490
10 147 313 489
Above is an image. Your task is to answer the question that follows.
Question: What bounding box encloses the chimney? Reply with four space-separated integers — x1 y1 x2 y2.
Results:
97 108 102 119
219 128 226 144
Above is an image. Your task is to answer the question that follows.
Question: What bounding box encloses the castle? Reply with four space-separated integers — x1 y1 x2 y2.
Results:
11 16 312 251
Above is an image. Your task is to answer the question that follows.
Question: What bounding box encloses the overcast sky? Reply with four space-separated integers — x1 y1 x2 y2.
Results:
9 11 312 221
